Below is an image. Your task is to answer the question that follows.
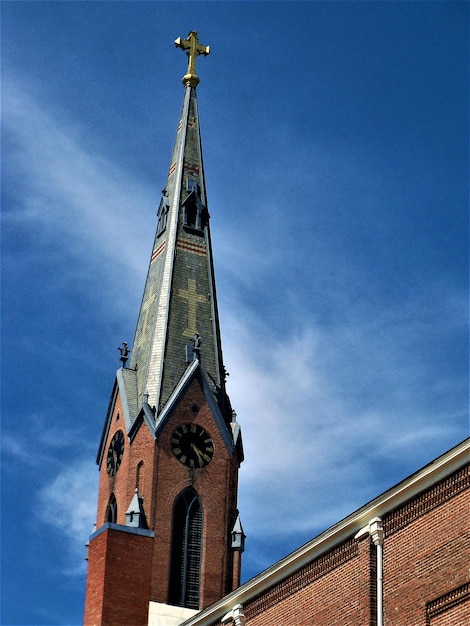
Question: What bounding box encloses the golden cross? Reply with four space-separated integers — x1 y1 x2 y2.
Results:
175 31 210 87
178 278 207 337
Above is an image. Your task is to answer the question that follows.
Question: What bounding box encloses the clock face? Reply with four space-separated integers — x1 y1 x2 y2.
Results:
106 430 125 476
171 423 214 468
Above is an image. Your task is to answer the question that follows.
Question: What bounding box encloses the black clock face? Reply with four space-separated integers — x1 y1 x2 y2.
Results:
171 423 214 468
106 430 125 476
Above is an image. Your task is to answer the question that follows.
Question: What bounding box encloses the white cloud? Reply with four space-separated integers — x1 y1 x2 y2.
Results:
3 414 98 574
38 460 98 539
1 434 32 465
37 460 98 574
222 283 467 543
2 413 95 467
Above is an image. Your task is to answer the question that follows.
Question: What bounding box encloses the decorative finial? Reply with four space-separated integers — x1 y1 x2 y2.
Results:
125 488 147 529
193 333 202 360
175 31 210 87
117 342 131 368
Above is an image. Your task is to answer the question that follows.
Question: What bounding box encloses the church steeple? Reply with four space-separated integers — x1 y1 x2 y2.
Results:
84 33 243 626
129 31 229 419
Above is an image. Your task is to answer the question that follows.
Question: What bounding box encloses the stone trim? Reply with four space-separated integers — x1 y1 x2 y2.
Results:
90 522 155 541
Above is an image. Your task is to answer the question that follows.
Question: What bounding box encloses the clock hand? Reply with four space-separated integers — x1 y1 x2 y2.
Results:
190 442 204 464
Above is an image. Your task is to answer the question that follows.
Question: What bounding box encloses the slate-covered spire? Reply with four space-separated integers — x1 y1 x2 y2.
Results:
128 32 229 418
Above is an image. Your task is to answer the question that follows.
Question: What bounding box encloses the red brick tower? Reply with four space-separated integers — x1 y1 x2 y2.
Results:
84 32 245 626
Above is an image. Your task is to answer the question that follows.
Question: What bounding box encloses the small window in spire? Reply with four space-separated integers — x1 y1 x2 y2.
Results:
183 185 208 234
186 177 199 193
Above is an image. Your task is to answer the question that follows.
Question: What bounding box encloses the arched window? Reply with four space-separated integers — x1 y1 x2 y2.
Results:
168 488 203 609
136 460 144 491
106 493 117 523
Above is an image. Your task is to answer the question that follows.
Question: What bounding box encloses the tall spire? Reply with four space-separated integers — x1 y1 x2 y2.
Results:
128 33 228 418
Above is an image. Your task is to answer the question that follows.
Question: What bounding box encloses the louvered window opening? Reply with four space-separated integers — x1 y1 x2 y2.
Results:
169 489 203 609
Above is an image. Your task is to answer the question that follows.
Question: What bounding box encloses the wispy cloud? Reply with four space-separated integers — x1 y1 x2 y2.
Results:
3 416 98 575
3 74 155 304
2 412 95 470
222 281 467 546
37 460 98 574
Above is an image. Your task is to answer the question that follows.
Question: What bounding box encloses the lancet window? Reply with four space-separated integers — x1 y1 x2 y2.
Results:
106 493 117 523
183 180 208 233
168 488 203 609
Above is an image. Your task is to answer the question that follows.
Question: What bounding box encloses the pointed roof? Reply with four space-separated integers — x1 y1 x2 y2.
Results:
125 488 147 529
230 512 246 551
126 33 231 421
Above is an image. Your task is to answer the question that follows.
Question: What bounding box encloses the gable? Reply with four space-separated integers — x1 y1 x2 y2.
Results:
96 367 138 467
155 361 235 456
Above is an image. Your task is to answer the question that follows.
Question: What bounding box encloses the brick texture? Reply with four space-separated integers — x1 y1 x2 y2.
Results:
427 583 469 625
84 527 153 626
85 376 241 624
148 377 240 607
382 468 469 625
231 465 469 626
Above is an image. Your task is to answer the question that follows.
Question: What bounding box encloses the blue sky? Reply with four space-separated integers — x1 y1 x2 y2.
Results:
1 2 468 625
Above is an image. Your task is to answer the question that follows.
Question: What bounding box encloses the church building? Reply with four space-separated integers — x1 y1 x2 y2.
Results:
84 33 469 626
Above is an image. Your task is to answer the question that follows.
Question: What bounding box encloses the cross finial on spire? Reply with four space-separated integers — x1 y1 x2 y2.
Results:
175 31 210 87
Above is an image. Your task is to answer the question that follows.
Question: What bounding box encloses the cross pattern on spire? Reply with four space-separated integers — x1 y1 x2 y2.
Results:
178 278 207 337
175 31 210 87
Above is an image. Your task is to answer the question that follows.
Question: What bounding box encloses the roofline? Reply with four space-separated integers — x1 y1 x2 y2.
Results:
155 360 199 429
180 438 469 625
96 377 119 466
116 368 134 430
96 369 135 467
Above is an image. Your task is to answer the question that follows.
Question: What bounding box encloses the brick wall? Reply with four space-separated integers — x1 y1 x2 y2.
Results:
147 376 240 607
235 464 469 626
427 583 469 625
84 526 154 626
95 391 145 527
244 539 360 626
86 375 241 624
382 467 469 625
